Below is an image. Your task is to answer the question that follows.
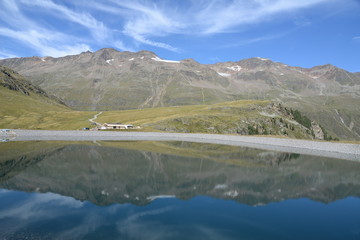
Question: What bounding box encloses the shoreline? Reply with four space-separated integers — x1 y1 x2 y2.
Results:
3 129 360 161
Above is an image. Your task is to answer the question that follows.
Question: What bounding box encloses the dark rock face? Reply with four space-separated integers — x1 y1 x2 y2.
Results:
0 66 46 96
0 66 66 105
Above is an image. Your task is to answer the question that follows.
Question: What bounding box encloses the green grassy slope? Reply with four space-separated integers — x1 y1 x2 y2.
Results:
97 100 269 125
0 86 332 140
0 86 94 129
0 76 332 141
97 100 318 139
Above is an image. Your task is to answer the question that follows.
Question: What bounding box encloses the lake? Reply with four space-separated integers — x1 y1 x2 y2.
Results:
0 141 359 239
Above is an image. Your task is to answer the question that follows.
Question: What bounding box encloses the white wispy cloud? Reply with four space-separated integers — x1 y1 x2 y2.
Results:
20 0 110 41
0 27 92 57
353 36 360 40
110 0 183 52
104 0 332 36
0 0 39 30
193 0 329 34
89 0 334 46
0 0 346 57
113 40 136 52
127 33 179 52
0 0 94 57
0 0 136 56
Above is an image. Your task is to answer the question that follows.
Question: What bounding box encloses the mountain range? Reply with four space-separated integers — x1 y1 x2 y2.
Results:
0 48 359 139
1 48 359 110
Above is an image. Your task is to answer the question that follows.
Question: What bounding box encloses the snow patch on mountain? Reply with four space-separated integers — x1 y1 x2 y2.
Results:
226 65 242 71
151 56 180 63
257 57 270 61
129 58 134 61
217 72 231 77
106 59 114 65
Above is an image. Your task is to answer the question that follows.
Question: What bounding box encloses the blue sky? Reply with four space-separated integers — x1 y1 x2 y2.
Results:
0 0 359 72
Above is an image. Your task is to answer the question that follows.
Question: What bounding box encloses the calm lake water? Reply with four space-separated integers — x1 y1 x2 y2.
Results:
0 141 359 240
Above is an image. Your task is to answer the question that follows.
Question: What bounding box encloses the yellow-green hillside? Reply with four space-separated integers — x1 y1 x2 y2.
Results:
0 87 325 139
96 100 319 139
0 86 94 130
0 85 330 139
97 100 269 126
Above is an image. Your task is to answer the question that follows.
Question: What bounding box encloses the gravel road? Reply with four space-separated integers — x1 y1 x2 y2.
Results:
4 129 360 161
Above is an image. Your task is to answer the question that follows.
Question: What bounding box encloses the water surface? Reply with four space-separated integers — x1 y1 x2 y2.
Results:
0 141 359 239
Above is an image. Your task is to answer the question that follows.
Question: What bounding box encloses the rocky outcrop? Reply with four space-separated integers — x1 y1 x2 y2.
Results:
311 122 325 140
148 102 332 140
0 66 47 96
0 66 66 105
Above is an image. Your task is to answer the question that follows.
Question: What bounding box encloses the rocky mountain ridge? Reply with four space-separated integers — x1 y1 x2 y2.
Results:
1 48 359 110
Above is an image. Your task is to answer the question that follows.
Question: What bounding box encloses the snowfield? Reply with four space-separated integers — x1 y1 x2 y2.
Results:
151 56 180 63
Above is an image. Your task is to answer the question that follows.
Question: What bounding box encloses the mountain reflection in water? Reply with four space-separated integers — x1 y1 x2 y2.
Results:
0 141 359 239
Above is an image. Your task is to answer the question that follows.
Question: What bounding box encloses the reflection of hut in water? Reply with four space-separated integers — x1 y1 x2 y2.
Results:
102 123 134 130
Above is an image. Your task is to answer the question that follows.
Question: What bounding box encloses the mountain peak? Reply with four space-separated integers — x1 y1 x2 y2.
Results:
93 48 121 60
135 50 156 57
255 57 271 61
95 48 120 53
234 57 275 68
310 64 336 70
80 50 92 55
181 58 200 65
